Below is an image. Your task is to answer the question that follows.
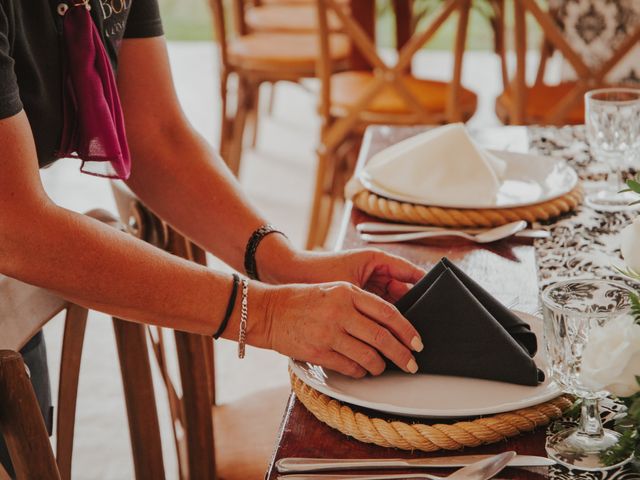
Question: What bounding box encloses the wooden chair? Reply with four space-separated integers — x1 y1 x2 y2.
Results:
0 210 165 480
208 0 351 176
306 0 477 249
494 0 640 125
111 182 290 479
245 3 343 33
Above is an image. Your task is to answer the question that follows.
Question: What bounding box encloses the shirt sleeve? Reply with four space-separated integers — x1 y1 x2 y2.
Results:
123 0 164 39
0 5 22 119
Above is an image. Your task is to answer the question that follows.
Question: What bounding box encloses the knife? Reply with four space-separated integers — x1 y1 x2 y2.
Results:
277 451 516 480
355 222 550 239
276 454 555 473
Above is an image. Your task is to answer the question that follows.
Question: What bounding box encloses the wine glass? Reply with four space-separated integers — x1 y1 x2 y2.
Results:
542 279 634 471
584 88 640 212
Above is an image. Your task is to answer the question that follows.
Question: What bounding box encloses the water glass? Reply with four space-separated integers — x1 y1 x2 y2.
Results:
542 279 634 471
584 88 640 212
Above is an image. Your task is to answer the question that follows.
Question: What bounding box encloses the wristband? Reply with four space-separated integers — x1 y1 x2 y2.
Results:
244 224 287 281
213 273 240 339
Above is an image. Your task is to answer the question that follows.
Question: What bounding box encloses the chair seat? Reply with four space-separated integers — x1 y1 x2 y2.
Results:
213 387 291 480
246 5 342 33
228 32 350 73
329 71 478 120
496 82 586 125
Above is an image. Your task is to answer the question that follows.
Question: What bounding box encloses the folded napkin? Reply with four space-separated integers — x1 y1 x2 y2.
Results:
391 258 543 386
360 124 507 206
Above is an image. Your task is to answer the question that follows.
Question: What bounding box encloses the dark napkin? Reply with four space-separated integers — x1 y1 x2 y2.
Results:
392 258 543 386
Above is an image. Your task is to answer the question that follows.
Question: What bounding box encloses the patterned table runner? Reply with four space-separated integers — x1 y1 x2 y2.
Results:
528 126 638 479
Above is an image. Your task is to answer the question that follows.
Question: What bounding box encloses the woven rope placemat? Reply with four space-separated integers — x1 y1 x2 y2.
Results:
351 185 583 228
291 371 573 452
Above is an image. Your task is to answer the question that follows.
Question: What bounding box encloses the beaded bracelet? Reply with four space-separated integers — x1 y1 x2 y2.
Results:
244 224 287 281
237 277 249 359
213 273 240 340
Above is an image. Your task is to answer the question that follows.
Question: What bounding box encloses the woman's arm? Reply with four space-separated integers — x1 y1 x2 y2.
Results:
0 111 421 377
116 37 426 298
117 37 293 282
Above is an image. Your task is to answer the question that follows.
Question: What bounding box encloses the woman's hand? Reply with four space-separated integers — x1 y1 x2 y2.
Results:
260 244 425 303
249 281 423 378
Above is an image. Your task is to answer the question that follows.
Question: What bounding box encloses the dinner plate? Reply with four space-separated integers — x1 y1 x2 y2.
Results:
289 312 562 419
358 150 578 209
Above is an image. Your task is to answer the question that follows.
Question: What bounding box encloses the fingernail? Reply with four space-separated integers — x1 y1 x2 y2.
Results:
407 358 418 374
411 336 424 352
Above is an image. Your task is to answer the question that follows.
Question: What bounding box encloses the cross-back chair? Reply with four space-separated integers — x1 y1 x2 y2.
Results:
0 210 165 480
208 0 351 176
306 0 477 248
494 0 640 125
111 182 290 479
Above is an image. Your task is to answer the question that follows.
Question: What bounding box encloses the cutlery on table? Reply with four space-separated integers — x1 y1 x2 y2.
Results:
276 453 554 473
277 451 516 480
359 222 527 244
356 222 551 239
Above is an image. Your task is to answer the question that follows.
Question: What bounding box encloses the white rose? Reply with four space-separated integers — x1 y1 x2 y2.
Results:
581 314 640 398
621 217 640 273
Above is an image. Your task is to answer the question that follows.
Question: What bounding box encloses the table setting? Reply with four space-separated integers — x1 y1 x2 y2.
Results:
268 88 640 480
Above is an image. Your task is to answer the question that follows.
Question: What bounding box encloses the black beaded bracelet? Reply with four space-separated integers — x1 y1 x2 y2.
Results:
244 224 287 281
213 273 240 339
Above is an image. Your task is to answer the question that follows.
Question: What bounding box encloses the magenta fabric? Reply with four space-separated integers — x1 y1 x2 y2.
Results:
57 5 131 179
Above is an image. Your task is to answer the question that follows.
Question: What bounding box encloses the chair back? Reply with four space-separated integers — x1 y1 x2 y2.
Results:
501 0 640 124
111 182 217 479
0 210 164 480
316 0 473 155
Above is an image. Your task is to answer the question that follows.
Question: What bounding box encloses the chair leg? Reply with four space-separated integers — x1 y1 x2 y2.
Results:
0 351 60 480
56 304 89 480
219 71 232 163
267 82 277 116
113 319 166 480
306 150 337 250
248 82 261 149
227 77 251 176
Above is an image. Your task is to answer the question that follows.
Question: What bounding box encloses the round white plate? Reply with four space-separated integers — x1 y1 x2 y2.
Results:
290 312 561 419
358 150 578 210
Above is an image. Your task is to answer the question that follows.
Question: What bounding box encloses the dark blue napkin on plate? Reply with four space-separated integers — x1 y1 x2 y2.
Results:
392 257 543 386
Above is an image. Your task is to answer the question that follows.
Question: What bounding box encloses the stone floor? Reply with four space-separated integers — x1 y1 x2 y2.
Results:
39 42 549 479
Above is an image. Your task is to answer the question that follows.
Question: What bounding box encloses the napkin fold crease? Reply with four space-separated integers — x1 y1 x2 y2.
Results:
392 258 543 386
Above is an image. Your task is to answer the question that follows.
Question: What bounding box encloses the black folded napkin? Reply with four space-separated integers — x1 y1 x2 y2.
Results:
392 257 544 386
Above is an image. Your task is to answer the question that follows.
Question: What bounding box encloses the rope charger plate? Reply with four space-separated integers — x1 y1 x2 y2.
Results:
350 185 583 228
289 310 572 452
346 147 584 227
290 371 572 453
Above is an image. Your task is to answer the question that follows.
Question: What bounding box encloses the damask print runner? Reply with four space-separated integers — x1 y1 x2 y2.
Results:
529 126 639 479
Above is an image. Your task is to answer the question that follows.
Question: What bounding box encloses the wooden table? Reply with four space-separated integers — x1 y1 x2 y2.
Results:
266 125 552 479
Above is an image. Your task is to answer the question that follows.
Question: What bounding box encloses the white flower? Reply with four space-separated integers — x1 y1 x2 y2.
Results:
581 314 640 398
621 217 640 274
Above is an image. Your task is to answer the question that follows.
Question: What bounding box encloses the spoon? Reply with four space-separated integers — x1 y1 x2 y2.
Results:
359 221 527 244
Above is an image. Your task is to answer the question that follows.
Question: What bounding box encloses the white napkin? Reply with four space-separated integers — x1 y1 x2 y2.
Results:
364 124 507 206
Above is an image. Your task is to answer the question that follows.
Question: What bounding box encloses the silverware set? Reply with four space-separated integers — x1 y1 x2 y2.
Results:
277 452 555 480
356 221 551 244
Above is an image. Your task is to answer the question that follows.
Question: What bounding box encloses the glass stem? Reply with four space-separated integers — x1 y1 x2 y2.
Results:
579 397 604 439
608 167 624 193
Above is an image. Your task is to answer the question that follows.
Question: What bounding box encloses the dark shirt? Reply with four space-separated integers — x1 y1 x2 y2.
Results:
0 0 163 167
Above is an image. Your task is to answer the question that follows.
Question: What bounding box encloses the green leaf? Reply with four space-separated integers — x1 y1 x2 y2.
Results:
627 179 640 193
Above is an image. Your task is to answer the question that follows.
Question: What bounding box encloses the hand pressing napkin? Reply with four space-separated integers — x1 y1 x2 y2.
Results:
348 123 507 207
391 258 544 386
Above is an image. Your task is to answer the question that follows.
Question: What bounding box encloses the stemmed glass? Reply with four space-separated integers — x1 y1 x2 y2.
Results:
542 279 634 471
584 88 640 212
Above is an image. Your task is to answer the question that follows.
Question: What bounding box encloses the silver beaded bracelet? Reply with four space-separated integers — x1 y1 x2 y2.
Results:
237 277 249 359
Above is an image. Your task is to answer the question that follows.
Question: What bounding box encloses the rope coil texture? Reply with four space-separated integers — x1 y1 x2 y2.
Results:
290 371 573 452
352 185 583 228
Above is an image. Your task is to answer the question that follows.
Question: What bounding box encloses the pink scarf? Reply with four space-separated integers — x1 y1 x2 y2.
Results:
57 2 131 179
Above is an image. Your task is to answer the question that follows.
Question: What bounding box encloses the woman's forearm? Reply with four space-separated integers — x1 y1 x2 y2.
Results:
0 200 261 338
124 125 297 282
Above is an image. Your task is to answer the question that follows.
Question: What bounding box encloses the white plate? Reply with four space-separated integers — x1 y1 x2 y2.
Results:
358 150 578 209
290 312 561 419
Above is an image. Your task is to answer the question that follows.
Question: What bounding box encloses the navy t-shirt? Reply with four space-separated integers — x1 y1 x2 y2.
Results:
0 0 163 168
